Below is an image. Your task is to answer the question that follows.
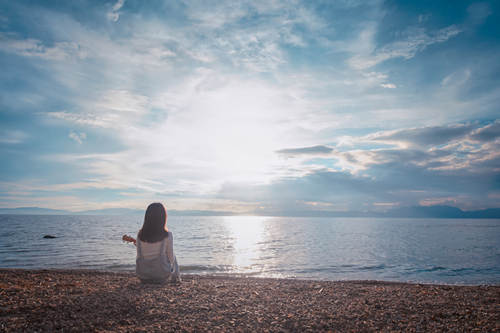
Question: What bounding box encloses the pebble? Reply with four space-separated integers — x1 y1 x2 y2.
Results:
0 269 498 332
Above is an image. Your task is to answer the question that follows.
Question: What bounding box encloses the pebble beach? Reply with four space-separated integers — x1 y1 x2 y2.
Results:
1 269 498 332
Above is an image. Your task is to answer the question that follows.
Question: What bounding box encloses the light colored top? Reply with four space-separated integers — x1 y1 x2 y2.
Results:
137 231 175 265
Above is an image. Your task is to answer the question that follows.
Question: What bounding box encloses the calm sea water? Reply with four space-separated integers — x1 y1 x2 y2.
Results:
0 215 499 285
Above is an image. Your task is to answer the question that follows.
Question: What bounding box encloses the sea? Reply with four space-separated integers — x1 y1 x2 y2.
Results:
0 215 499 285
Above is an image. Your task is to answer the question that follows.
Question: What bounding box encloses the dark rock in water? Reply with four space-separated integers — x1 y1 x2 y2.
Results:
43 235 57 239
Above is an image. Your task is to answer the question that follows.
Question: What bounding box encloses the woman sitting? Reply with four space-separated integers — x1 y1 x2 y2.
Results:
124 202 180 283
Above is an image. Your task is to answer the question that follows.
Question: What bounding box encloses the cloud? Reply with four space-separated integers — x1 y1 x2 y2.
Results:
380 83 396 89
107 0 125 22
68 131 86 144
418 13 432 24
276 145 333 156
0 35 86 61
332 121 500 174
218 164 487 214
441 69 471 87
466 2 492 27
94 90 149 113
366 123 475 148
170 0 328 71
40 75 305 197
419 197 460 207
1 1 499 213
469 120 500 142
45 111 119 128
262 141 498 211
249 120 499 211
0 130 28 144
348 25 462 69
44 90 150 128
0 179 127 195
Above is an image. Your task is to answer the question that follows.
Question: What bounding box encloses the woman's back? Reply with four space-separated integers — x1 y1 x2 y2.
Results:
138 231 174 260
136 231 180 283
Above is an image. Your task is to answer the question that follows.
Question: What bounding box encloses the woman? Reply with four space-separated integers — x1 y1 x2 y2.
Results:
124 203 180 283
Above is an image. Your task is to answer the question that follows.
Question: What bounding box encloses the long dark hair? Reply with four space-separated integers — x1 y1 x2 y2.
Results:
138 203 169 243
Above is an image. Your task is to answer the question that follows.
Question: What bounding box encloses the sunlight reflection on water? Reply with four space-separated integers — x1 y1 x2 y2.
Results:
224 216 266 272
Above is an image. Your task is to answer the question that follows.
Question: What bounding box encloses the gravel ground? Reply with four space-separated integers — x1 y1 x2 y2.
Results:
0 269 498 332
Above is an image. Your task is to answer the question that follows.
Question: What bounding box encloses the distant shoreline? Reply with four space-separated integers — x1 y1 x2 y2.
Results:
1 269 498 331
2 206 500 219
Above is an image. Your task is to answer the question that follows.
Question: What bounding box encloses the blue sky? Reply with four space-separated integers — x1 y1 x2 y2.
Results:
0 0 499 213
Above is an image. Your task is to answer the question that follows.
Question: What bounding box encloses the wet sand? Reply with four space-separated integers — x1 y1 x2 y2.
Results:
0 269 498 332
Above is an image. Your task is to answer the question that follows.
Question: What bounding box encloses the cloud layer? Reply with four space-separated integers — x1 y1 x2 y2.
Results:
0 0 499 213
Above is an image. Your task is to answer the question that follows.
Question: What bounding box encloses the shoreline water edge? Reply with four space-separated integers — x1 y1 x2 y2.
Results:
1 269 498 332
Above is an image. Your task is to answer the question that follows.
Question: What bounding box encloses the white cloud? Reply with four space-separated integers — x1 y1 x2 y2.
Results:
441 69 471 87
0 179 128 194
419 197 459 207
46 111 119 128
167 0 328 71
380 83 396 89
365 123 475 148
107 0 125 22
45 90 150 130
44 72 322 197
94 90 149 113
418 13 431 24
68 131 86 144
0 35 86 61
348 25 462 69
0 130 28 144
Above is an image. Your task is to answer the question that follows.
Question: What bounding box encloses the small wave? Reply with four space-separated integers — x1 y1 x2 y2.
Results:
2 249 32 254
448 267 497 275
0 258 20 263
420 266 447 273
185 235 207 240
359 264 387 271
296 264 390 274
179 264 232 272
451 267 475 273
105 264 135 271
408 266 498 277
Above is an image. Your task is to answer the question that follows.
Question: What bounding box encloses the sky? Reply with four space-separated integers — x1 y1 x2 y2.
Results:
0 0 499 214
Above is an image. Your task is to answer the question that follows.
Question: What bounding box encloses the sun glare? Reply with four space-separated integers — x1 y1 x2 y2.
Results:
161 80 297 185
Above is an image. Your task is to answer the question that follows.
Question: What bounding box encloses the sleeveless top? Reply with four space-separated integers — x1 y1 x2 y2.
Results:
136 234 180 282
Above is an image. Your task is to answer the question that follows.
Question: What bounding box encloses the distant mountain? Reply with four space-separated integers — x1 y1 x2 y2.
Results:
253 209 376 218
384 205 500 219
76 208 235 216
168 209 235 216
462 208 500 218
1 205 499 218
76 208 143 215
0 207 233 216
385 205 465 218
0 207 142 216
0 207 70 215
255 205 500 218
